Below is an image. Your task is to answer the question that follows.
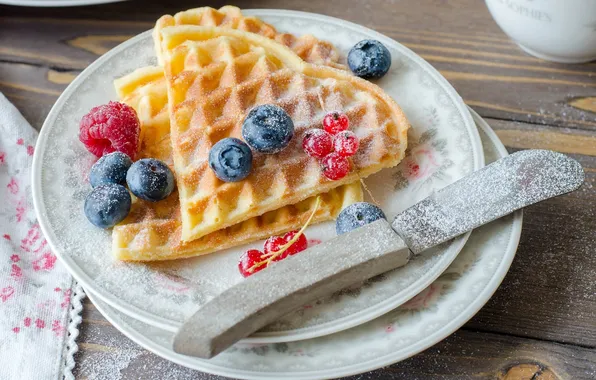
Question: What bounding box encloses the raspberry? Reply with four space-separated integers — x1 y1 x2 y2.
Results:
283 230 308 255
333 131 360 157
302 129 333 158
264 236 289 262
79 101 140 159
322 112 349 135
321 152 351 180
238 249 266 277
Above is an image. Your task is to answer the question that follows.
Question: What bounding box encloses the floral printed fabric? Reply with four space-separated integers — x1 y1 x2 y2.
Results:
0 93 83 380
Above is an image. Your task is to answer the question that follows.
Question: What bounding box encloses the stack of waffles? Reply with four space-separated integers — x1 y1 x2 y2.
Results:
112 6 409 262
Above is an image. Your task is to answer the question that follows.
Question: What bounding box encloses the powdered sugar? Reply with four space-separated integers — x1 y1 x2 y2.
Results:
74 337 142 380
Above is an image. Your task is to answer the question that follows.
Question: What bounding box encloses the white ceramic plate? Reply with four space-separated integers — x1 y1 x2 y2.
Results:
0 0 124 6
32 10 483 342
87 110 521 380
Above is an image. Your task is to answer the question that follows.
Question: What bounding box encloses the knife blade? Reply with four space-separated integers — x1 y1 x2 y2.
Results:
173 149 584 359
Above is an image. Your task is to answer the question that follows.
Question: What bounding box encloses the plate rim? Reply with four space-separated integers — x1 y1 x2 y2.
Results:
85 108 522 380
0 0 124 6
32 9 484 343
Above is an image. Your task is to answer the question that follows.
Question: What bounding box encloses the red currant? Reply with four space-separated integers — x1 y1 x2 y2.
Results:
321 152 351 180
333 131 360 157
283 230 308 255
238 249 266 277
264 236 290 261
322 112 349 135
302 129 333 158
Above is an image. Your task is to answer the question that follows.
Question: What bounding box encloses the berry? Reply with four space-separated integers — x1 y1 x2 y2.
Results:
242 104 294 153
84 184 131 229
264 236 289 262
333 131 360 157
79 101 140 159
283 230 308 256
347 40 392 79
126 158 175 202
302 129 333 158
89 152 133 188
321 152 351 180
238 249 266 277
322 112 349 135
336 202 386 235
208 138 253 182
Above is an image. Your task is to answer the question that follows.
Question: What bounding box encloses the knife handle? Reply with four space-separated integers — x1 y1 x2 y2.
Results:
173 219 410 359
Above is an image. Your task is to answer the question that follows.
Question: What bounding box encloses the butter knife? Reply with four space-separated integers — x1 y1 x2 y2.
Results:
173 149 584 359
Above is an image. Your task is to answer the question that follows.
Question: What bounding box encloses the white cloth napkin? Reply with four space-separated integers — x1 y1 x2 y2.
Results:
0 93 84 380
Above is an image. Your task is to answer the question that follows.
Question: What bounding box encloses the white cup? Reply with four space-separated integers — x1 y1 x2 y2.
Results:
485 0 596 63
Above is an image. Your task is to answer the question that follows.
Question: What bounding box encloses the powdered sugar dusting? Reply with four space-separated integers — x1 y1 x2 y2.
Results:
75 340 142 380
393 150 584 253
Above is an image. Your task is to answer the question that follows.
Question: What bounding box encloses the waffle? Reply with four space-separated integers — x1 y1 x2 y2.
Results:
112 66 363 261
154 6 345 69
162 26 409 243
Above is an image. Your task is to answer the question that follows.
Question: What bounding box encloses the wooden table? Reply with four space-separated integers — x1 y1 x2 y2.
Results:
2 0 595 378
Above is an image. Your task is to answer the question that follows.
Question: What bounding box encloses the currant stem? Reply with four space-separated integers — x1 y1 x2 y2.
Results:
359 177 381 207
248 196 322 273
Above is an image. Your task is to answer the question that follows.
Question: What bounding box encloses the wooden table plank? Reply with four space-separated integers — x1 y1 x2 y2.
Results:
0 16 146 69
0 62 66 129
491 120 596 157
76 299 596 379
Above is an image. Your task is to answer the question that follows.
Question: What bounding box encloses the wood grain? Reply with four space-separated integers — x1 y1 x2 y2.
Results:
75 301 596 379
569 97 596 114
47 70 77 85
0 62 67 129
490 119 596 156
500 364 557 380
2 0 596 378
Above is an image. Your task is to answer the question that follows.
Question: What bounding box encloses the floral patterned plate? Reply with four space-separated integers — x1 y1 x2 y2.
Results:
87 110 521 379
31 10 484 342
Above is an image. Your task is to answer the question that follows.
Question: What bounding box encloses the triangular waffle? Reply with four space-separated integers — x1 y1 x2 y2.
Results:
112 66 362 261
162 26 409 242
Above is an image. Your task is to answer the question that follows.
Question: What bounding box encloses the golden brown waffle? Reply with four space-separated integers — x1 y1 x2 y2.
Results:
112 66 363 261
154 5 345 69
162 26 409 243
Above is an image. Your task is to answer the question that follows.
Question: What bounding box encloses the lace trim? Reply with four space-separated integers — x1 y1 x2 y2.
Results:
62 281 86 380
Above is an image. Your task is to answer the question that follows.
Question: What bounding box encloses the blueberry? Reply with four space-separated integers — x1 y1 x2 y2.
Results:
242 104 294 154
84 184 131 229
347 40 392 79
209 137 253 182
126 158 175 202
336 202 387 235
89 152 133 187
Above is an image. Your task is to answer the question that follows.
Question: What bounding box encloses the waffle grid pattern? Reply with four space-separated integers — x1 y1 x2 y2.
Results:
162 26 409 242
112 66 363 261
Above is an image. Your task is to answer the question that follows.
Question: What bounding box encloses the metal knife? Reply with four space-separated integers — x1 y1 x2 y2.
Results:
173 149 584 359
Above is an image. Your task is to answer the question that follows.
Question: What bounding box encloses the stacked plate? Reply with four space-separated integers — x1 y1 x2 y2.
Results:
32 10 522 380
